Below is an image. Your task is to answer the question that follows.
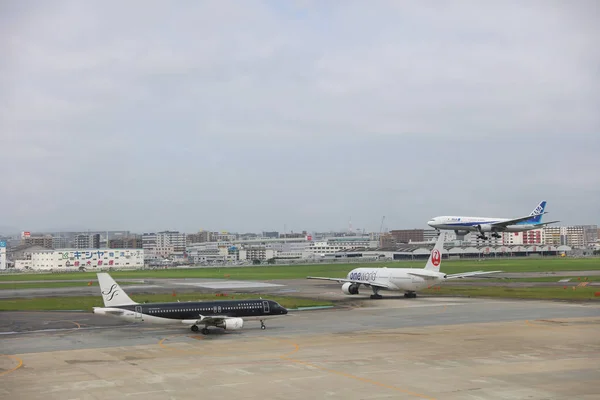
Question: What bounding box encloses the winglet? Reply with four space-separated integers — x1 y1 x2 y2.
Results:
424 232 446 272
97 273 137 307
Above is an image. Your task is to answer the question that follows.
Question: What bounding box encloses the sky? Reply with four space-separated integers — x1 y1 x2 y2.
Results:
1 0 599 234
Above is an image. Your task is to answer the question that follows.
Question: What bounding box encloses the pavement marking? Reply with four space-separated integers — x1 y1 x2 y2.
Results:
0 354 23 377
126 390 175 396
525 319 564 329
272 338 437 400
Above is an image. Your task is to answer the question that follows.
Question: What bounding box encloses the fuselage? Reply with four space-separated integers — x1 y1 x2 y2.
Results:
428 216 539 232
94 299 288 325
346 267 445 292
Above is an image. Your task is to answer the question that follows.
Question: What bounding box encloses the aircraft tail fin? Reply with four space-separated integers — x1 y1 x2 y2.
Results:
525 200 547 224
424 232 446 272
97 272 137 307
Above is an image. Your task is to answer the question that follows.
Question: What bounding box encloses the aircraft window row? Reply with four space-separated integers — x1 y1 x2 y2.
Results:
146 304 262 313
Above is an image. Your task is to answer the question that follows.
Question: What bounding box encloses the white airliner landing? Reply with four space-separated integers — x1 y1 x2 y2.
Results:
307 233 501 299
427 200 559 240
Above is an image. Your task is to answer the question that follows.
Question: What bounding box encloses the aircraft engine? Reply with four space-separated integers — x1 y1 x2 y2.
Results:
476 224 493 232
342 282 360 295
217 318 244 330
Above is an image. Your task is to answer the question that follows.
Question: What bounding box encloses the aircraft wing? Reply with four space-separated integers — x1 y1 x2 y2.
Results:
182 315 232 325
489 213 547 228
533 220 560 227
445 271 502 279
306 276 392 289
406 272 440 280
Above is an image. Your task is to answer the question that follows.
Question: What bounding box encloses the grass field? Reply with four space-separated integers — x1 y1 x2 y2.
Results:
1 257 599 282
423 285 600 301
470 276 600 283
0 293 333 312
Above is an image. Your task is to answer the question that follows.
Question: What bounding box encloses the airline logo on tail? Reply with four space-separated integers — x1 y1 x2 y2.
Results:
431 249 441 267
524 200 547 224
530 201 546 216
102 284 120 302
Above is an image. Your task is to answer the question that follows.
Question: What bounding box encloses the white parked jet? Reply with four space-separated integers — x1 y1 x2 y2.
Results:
427 200 559 240
306 233 501 299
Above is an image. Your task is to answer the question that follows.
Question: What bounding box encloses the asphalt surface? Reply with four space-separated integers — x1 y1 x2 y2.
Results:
1 297 599 400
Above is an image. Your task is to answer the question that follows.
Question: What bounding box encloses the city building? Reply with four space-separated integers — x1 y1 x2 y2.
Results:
503 229 544 246
52 236 70 249
13 248 144 270
542 226 586 248
186 243 239 263
157 231 186 253
238 247 276 261
74 234 100 249
108 234 143 249
6 244 48 263
0 240 6 270
582 225 598 248
423 229 439 242
389 229 424 243
186 230 212 244
21 234 53 249
306 236 377 255
142 231 186 260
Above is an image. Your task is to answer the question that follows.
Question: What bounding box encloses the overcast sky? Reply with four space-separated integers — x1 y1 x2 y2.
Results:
1 0 599 234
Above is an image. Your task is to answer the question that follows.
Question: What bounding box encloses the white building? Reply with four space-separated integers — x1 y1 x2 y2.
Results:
238 247 277 261
543 226 586 248
186 243 239 263
306 237 377 255
14 248 144 270
142 231 186 260
0 241 6 270
503 229 544 246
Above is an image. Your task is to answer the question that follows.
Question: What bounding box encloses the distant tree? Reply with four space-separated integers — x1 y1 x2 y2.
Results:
267 258 276 264
252 259 261 265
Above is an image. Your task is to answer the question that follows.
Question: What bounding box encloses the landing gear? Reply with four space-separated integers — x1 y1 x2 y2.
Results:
260 320 266 330
475 225 489 241
201 327 210 335
191 325 199 332
491 232 501 239
370 287 383 299
404 292 417 298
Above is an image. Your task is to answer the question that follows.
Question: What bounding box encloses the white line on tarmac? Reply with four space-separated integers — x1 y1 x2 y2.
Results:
126 390 175 396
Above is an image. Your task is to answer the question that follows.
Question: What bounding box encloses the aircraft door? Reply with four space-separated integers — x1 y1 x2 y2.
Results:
262 301 270 313
134 305 143 321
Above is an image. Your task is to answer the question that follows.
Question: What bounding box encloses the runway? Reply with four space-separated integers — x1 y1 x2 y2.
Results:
1 297 599 399
2 270 600 300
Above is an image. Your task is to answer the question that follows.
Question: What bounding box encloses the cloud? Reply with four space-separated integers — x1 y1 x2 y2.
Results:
1 0 598 233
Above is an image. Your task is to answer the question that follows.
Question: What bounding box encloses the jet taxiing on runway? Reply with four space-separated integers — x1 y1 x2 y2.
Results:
93 273 288 334
427 200 559 240
307 232 501 299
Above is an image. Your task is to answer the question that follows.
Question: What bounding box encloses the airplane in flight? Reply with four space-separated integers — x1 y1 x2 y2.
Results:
306 233 501 299
427 200 559 240
93 273 288 334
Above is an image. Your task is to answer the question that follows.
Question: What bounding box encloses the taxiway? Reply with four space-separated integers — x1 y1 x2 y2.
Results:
1 296 599 400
